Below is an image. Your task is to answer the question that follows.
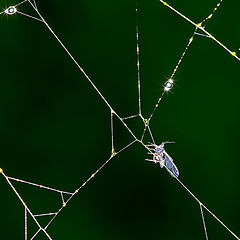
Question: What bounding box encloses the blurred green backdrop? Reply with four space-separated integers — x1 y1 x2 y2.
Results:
0 0 240 239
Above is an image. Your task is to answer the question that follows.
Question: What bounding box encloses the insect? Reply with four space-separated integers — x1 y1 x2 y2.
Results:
146 141 179 178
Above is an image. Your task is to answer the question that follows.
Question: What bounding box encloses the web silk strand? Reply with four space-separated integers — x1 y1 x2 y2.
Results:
1 1 239 240
149 0 224 121
136 0 142 117
158 0 240 61
25 208 28 240
1 171 52 240
199 203 209 240
26 0 141 151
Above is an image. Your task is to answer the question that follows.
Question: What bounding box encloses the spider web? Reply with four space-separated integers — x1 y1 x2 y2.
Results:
0 0 239 239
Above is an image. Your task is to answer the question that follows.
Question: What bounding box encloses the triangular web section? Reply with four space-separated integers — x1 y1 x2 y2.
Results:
121 114 147 141
8 176 74 238
199 204 239 240
111 112 137 155
4 0 42 23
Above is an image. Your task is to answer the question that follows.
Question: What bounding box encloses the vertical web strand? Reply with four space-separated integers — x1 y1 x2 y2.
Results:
136 0 142 118
111 110 115 155
25 207 27 240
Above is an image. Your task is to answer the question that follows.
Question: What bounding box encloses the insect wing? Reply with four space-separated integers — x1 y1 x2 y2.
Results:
163 152 179 178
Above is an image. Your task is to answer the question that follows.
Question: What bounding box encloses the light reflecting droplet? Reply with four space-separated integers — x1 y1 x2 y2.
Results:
5 6 17 15
164 79 173 91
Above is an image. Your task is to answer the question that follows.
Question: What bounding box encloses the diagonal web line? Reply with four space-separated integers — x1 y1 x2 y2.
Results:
8 176 74 195
29 0 38 10
0 0 154 229
26 0 141 148
25 0 153 155
199 203 209 240
15 0 28 8
43 140 138 230
17 11 43 22
30 228 41 240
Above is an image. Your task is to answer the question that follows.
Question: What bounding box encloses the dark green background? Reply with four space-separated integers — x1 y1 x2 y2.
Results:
0 0 240 239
